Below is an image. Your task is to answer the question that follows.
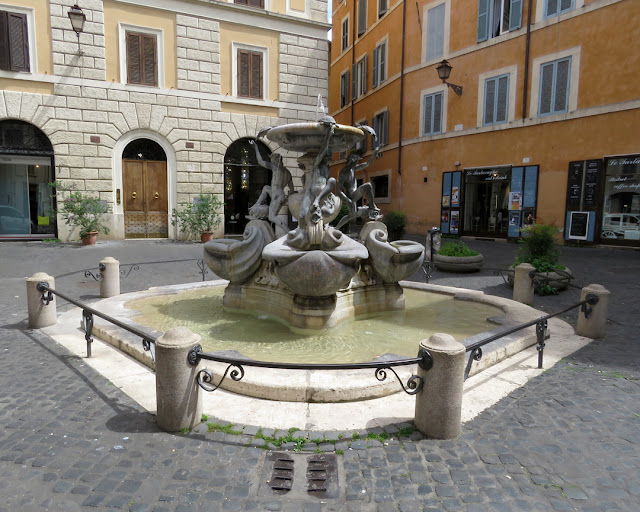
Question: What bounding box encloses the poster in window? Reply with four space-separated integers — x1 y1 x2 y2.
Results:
441 211 449 223
509 211 520 227
451 186 459 207
450 211 459 234
509 192 522 211
442 195 450 207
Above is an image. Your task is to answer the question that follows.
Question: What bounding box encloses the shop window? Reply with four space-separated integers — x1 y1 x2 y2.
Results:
477 0 522 42
483 74 509 125
544 0 574 18
372 110 389 146
0 10 30 72
538 56 570 116
357 0 367 36
353 55 367 99
340 69 350 107
234 44 267 100
425 3 445 62
423 92 443 135
341 16 349 52
602 155 640 242
372 41 386 88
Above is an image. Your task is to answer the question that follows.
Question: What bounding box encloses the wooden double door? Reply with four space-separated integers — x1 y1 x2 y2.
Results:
123 159 168 238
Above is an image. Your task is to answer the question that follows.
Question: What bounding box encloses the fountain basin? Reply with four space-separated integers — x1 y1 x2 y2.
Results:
83 280 550 403
266 121 364 153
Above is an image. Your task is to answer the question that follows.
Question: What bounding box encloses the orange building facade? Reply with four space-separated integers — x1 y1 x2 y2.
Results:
329 0 640 245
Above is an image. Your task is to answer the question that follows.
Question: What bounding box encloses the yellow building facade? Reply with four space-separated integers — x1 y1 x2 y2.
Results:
330 0 640 245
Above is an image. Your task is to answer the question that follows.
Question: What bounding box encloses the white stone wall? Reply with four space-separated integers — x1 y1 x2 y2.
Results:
1 4 329 240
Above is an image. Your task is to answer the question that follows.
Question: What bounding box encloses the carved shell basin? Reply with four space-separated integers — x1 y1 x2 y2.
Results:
262 234 369 297
363 228 426 284
266 122 364 153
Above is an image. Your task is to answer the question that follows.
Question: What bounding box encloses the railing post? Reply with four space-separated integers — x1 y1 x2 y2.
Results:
26 273 56 329
577 284 610 339
414 333 465 439
155 327 203 432
100 257 120 298
513 263 535 304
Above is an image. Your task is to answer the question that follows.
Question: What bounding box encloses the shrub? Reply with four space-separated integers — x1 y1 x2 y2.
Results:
514 223 565 271
51 181 111 238
382 210 407 240
438 240 479 257
171 194 223 238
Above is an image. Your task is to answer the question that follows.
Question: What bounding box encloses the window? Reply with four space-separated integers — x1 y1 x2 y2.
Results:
0 10 29 72
423 92 443 135
425 3 445 62
483 74 509 125
477 0 522 42
353 55 367 99
538 57 570 116
237 49 263 99
126 32 158 86
372 110 389 146
355 120 368 153
357 0 367 36
544 0 574 18
378 0 388 18
370 171 391 202
372 41 386 88
235 0 265 7
340 70 350 107
341 17 349 52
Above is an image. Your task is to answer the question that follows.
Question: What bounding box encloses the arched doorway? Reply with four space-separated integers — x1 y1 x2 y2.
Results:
0 120 56 239
224 138 271 234
122 138 168 238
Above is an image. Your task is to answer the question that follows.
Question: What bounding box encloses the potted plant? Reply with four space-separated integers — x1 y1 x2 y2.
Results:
433 240 484 272
509 223 572 293
172 193 223 242
52 181 110 245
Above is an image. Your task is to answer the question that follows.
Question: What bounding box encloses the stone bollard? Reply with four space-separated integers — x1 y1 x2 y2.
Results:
26 272 57 329
414 333 466 439
513 263 535 304
576 284 610 339
100 257 120 298
155 327 203 432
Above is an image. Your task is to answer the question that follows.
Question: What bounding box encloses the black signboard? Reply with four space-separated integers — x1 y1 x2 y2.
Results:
583 160 601 208
566 161 584 210
569 212 589 240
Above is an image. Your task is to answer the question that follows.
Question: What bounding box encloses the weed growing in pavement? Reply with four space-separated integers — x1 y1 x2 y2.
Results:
201 413 208 422
207 422 242 435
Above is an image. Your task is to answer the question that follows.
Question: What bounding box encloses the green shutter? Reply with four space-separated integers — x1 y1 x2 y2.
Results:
509 0 522 30
477 0 490 42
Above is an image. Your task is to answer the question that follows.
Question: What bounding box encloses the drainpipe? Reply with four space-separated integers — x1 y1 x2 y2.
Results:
351 0 357 126
397 0 407 177
522 0 533 120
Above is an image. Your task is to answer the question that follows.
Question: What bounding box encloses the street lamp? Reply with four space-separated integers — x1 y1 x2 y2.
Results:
436 60 463 96
67 4 86 54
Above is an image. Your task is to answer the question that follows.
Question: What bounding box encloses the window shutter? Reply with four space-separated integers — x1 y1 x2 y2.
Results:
235 0 248 5
238 50 250 97
383 111 389 145
477 0 490 42
379 43 385 83
423 95 433 134
352 63 357 98
539 62 554 115
142 35 157 86
496 75 509 122
250 52 263 98
127 33 141 84
372 47 378 88
379 0 387 17
0 12 9 71
362 54 368 94
509 0 522 31
554 58 570 112
358 0 367 36
6 12 29 72
433 93 442 133
484 78 496 125
560 0 572 11
426 4 445 61
545 0 558 17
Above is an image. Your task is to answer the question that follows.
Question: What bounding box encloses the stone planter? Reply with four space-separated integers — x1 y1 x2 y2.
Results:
506 265 573 291
433 253 484 273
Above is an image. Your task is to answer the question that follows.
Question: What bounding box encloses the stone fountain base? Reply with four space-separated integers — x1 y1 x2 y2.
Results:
223 281 405 331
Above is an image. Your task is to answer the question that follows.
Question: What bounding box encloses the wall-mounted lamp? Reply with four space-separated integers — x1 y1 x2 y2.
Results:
436 60 463 96
67 4 86 54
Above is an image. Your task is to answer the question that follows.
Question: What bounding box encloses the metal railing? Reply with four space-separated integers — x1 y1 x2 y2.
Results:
81 258 210 283
36 282 156 360
462 293 599 380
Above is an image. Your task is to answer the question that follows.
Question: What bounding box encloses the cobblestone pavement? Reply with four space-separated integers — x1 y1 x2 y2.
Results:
1 238 639 511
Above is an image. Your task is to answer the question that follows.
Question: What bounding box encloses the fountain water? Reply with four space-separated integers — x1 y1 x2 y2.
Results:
203 109 425 330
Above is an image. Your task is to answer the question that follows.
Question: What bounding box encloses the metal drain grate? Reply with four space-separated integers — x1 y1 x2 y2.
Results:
259 452 340 499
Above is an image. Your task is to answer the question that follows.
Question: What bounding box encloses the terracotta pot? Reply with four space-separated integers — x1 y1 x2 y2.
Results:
200 232 214 243
81 231 98 246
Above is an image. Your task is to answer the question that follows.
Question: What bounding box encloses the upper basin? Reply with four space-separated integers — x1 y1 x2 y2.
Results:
266 122 364 153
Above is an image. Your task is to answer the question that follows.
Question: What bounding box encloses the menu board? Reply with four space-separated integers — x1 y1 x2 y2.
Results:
566 161 583 210
583 160 601 208
569 212 589 240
